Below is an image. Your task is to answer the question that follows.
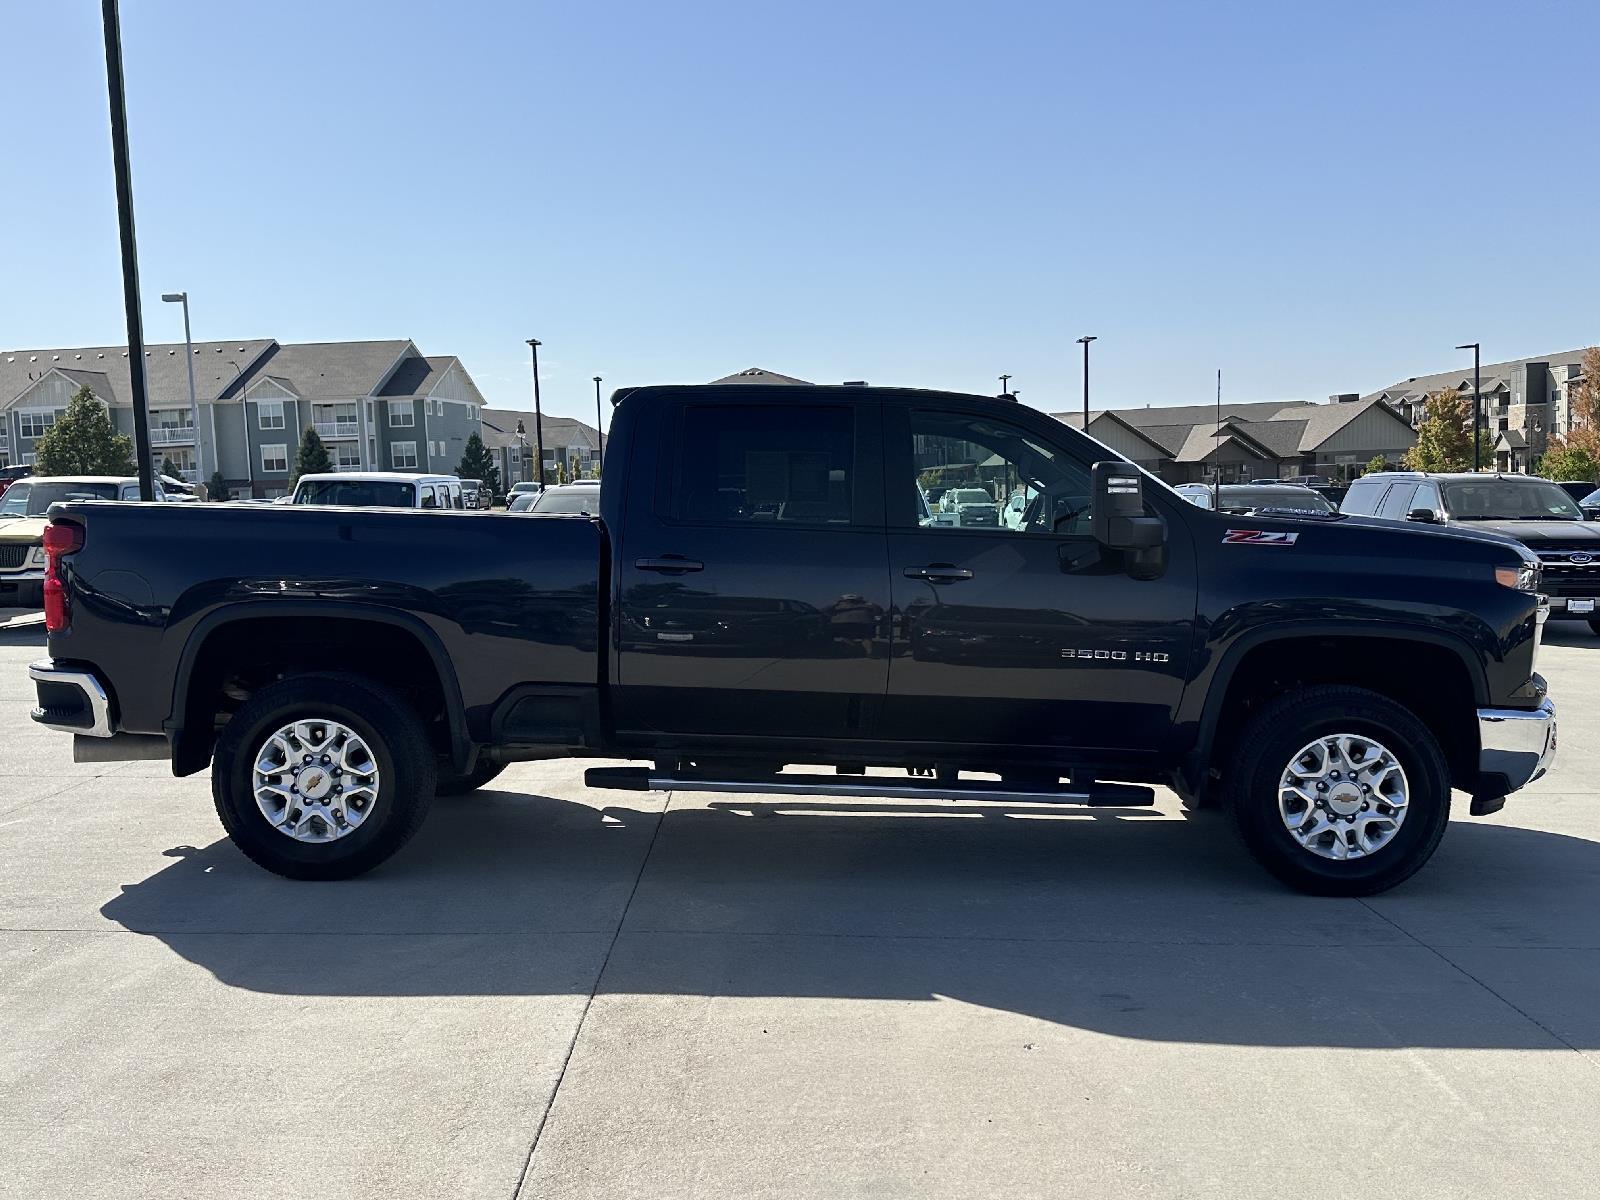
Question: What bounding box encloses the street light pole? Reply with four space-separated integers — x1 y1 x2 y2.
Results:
1076 336 1097 427
998 374 1011 397
593 376 604 473
100 0 155 501
526 339 546 488
1457 342 1482 471
161 292 201 483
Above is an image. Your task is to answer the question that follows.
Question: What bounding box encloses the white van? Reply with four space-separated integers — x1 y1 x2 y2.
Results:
290 472 466 510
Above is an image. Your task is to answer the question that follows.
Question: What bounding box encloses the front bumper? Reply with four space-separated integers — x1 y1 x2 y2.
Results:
0 569 45 585
1477 695 1557 796
28 660 114 737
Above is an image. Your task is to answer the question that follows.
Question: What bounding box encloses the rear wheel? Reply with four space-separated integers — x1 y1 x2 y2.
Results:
1226 685 1451 896
211 674 436 879
1588 619 1600 637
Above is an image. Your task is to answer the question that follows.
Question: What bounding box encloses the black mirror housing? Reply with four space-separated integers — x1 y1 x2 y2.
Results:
1407 507 1439 523
1091 461 1167 579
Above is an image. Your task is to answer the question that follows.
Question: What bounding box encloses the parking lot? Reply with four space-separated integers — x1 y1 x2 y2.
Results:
0 618 1594 1199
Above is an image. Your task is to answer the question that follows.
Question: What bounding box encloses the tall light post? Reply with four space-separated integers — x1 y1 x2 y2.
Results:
161 292 202 482
593 375 604 473
998 373 1011 397
1076 335 1097 427
1456 342 1482 472
101 0 155 501
526 339 547 488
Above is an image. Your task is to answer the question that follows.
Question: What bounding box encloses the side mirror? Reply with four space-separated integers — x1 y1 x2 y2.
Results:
1585 507 1600 522
1090 461 1166 579
1407 507 1440 523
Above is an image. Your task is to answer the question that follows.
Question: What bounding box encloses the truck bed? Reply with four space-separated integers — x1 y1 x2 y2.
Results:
48 501 605 761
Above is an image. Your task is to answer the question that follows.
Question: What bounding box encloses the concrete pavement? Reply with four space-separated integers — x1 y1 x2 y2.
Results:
1 624 1597 1198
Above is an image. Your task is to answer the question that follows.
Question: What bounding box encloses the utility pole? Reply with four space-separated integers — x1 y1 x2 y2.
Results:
998 374 1011 397
1077 336 1097 427
526 339 546 487
593 375 604 472
1457 342 1482 471
101 0 155 500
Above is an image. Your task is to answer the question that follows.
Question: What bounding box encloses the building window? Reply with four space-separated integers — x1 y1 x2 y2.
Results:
387 401 414 428
391 441 418 469
19 410 61 438
258 400 285 430
22 453 36 466
335 442 361 468
261 444 288 473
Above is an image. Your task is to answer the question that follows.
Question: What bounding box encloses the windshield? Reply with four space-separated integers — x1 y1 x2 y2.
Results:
293 480 417 507
531 489 598 514
0 482 120 516
1583 489 1600 508
1216 487 1334 514
1443 479 1584 521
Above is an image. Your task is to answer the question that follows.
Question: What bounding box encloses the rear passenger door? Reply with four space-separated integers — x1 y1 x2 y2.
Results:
612 397 891 742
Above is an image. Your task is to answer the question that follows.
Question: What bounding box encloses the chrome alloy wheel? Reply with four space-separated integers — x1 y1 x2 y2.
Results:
1278 733 1408 861
252 719 381 843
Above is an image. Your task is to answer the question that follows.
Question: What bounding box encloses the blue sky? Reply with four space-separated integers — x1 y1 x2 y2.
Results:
3 1 1596 426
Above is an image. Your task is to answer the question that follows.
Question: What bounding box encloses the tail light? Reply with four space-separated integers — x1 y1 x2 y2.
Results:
42 520 84 633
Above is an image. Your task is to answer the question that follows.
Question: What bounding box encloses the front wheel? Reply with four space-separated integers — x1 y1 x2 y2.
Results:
1226 686 1451 896
211 674 437 879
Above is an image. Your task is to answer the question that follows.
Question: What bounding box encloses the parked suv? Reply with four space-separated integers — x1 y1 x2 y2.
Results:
0 476 164 607
1343 471 1600 633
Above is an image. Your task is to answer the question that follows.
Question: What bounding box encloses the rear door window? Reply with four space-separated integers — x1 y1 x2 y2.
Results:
1341 481 1386 515
672 404 857 526
1377 482 1419 520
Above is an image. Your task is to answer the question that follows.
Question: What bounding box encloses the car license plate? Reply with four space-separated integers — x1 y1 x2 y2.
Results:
1569 599 1595 614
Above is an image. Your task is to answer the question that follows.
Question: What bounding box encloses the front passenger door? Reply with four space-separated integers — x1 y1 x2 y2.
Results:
882 404 1195 755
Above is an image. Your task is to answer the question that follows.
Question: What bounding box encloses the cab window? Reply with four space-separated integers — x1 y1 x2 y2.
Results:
671 404 857 526
903 409 1091 535
1377 482 1418 520
419 485 437 509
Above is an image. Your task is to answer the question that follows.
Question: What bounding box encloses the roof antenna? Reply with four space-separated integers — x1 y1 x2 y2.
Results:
1213 368 1222 510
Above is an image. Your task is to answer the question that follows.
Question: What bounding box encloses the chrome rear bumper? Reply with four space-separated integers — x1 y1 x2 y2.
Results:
1477 695 1557 794
28 660 114 737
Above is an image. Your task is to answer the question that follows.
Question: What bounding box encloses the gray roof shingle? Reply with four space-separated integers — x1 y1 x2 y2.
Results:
1 340 275 407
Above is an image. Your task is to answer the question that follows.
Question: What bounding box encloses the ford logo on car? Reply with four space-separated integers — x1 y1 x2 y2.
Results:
1571 552 1595 565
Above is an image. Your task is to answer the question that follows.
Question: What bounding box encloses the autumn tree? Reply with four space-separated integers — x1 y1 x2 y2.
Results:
1364 454 1389 476
1541 346 1600 480
33 386 135 475
1401 388 1473 473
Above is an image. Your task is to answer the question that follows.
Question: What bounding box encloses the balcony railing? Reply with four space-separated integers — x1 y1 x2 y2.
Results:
313 420 361 439
150 427 196 446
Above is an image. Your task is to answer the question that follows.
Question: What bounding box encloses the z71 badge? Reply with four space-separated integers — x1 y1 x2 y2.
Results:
1223 529 1299 546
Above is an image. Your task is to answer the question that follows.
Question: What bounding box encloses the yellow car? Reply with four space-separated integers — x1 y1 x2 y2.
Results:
0 476 163 607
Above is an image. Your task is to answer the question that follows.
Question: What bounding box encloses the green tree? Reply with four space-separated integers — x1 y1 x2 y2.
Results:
160 456 180 479
292 426 332 482
32 386 135 475
1538 444 1600 484
569 453 583 482
1401 388 1473 473
453 432 500 496
207 470 233 502
1363 454 1388 476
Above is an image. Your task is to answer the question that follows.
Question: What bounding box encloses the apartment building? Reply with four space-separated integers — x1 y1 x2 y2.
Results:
0 338 487 497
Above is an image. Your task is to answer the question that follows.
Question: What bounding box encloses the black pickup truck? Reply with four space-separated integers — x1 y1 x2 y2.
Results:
28 384 1557 894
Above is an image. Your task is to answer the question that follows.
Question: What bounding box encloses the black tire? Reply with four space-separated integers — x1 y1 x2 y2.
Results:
1225 685 1451 896
436 759 506 796
211 673 436 880
1588 619 1600 637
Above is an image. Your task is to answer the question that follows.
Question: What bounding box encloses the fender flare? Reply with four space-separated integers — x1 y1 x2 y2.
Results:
1180 621 1489 794
167 600 473 774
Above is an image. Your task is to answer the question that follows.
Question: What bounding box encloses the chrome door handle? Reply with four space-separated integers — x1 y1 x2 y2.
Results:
904 564 974 583
636 556 704 574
